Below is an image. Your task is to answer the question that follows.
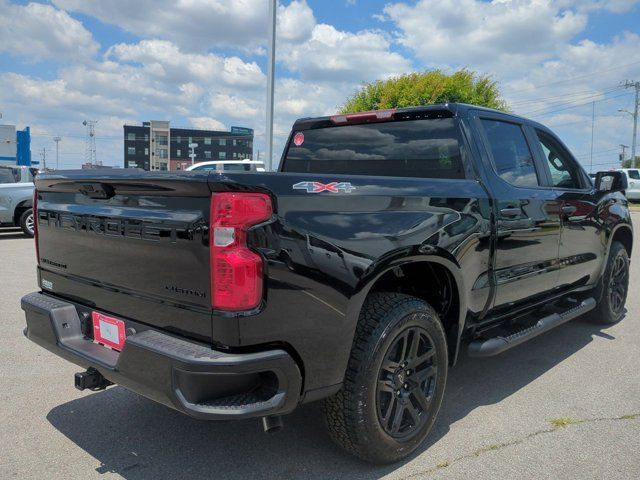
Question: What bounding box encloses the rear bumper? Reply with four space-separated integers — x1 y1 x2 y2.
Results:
21 292 302 420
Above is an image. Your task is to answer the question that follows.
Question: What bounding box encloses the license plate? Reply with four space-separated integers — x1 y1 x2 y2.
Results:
92 312 126 351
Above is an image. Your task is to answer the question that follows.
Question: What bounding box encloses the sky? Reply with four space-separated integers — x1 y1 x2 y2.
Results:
0 0 639 171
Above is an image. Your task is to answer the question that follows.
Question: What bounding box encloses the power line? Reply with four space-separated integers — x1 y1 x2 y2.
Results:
521 91 633 118
508 85 622 107
506 59 640 95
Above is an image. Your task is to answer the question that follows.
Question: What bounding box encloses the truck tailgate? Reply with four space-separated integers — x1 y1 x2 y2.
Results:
35 170 213 341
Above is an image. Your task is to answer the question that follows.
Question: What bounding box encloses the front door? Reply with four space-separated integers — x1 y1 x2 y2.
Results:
531 128 602 290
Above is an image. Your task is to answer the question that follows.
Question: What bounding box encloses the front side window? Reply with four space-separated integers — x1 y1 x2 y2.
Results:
481 119 539 188
535 130 580 189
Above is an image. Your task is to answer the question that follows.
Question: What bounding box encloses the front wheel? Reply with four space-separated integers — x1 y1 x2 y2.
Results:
19 208 34 237
322 292 448 463
589 241 629 324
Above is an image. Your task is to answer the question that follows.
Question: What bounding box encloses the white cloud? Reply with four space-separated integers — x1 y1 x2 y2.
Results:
106 40 264 89
278 0 317 42
52 0 268 52
0 0 98 60
383 0 586 72
208 93 260 119
279 24 412 81
189 117 227 131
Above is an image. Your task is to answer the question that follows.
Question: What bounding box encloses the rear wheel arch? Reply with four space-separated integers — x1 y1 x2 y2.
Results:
13 199 33 225
351 255 466 366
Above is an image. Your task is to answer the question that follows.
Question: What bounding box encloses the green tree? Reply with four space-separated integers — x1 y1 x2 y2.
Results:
340 69 508 113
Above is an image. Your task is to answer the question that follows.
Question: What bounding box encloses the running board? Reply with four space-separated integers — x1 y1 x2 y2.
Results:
468 297 596 357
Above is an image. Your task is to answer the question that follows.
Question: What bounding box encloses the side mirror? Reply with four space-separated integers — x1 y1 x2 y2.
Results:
595 171 627 193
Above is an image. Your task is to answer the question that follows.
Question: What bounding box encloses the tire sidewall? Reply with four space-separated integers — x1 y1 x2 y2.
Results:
355 301 448 461
599 242 629 323
20 208 34 237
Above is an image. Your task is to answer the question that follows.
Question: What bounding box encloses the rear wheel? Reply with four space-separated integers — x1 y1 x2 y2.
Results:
322 292 448 463
590 241 629 324
19 208 34 237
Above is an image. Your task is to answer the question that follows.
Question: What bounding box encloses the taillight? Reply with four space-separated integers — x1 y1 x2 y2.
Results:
33 188 39 263
210 192 272 311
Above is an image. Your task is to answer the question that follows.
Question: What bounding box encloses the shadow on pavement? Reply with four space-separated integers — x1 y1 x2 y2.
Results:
47 316 615 479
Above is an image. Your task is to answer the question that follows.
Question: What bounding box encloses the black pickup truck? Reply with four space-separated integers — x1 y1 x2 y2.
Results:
22 104 632 463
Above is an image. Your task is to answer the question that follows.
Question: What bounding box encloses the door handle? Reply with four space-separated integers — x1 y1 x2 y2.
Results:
500 207 521 218
561 205 577 216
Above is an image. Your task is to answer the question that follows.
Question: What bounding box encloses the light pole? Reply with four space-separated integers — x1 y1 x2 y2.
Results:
188 143 198 165
53 136 61 170
265 0 276 171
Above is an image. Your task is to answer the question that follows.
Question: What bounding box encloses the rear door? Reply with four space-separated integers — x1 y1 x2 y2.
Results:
473 113 562 311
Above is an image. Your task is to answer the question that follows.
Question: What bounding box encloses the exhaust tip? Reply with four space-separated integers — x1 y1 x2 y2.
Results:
261 415 283 434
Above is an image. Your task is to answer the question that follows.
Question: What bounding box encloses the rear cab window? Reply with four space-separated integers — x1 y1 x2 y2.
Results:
281 117 467 179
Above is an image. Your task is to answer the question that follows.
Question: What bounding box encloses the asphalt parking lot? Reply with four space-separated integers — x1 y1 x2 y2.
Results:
1 222 639 480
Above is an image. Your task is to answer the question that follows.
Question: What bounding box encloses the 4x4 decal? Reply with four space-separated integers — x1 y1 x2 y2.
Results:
293 181 356 193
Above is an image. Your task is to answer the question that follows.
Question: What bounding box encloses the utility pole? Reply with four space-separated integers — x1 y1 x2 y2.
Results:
41 148 47 170
590 101 595 173
620 144 629 166
622 80 639 165
265 0 276 171
53 136 61 170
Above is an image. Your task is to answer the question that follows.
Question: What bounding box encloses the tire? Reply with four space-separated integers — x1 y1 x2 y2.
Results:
19 208 34 237
589 241 629 324
322 292 448 464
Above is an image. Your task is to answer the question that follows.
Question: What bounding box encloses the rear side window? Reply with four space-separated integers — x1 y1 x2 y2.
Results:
223 164 252 171
0 168 19 183
282 118 466 179
628 170 640 180
480 119 539 188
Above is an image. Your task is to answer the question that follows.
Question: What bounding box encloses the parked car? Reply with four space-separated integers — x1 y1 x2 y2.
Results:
22 104 631 463
186 160 266 172
617 168 640 200
0 165 36 236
